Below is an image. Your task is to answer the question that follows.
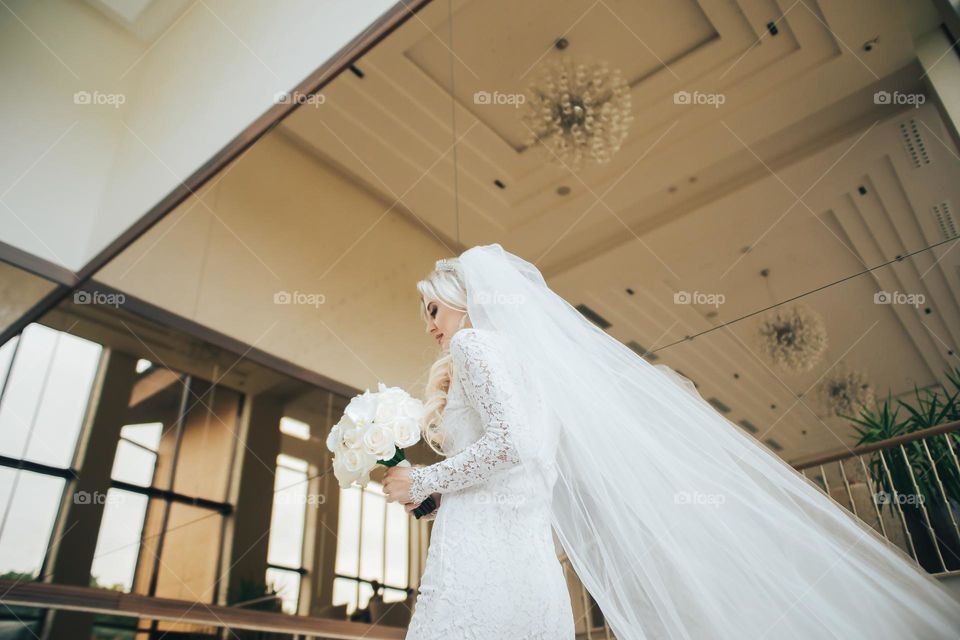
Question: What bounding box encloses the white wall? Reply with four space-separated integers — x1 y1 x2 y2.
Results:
0 0 395 272
96 131 449 394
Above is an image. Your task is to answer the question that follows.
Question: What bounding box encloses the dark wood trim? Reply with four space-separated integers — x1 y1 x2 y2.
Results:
76 279 361 398
0 579 407 638
792 419 960 470
0 239 78 286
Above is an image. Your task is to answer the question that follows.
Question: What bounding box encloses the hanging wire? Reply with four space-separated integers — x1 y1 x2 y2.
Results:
447 0 461 246
652 235 959 353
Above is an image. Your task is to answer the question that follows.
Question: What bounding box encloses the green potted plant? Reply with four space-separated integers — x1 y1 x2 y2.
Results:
842 366 960 572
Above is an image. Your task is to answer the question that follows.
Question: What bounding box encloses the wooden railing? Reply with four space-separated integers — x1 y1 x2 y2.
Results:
791 419 960 575
0 579 406 639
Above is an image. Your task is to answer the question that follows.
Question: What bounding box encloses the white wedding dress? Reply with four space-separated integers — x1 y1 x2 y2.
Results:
405 327 575 639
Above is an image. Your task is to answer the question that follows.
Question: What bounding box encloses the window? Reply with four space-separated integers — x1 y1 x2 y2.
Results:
0 326 102 580
266 454 310 614
89 423 162 591
279 416 310 440
333 481 409 614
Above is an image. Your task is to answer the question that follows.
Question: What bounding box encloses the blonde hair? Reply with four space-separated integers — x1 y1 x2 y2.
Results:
416 258 468 456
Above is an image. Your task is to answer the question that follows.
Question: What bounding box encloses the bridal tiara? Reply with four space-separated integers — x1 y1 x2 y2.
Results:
435 258 457 273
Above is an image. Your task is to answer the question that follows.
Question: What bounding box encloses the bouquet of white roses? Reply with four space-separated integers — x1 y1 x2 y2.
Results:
326 383 436 518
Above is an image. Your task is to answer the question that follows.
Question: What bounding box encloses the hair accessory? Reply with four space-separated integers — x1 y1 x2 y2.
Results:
435 258 457 273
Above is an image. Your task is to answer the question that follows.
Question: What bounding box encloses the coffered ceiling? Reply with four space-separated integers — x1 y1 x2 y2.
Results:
276 0 958 459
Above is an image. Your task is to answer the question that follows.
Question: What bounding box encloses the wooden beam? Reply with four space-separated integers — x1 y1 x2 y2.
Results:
0 579 407 639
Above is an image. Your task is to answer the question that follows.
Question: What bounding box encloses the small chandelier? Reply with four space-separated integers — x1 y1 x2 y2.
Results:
818 366 875 418
521 57 633 169
756 304 828 373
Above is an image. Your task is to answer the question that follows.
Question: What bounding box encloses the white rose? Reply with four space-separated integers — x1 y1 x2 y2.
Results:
362 423 397 459
345 390 377 424
392 417 420 448
325 424 341 453
333 448 374 488
341 424 364 449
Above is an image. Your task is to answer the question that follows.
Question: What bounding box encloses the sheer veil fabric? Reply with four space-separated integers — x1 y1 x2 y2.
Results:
456 243 960 639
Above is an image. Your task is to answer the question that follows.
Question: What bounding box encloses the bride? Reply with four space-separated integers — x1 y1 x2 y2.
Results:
382 243 960 639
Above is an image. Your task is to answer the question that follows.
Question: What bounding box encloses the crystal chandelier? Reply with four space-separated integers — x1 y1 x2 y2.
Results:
817 366 875 418
521 57 633 169
756 304 828 373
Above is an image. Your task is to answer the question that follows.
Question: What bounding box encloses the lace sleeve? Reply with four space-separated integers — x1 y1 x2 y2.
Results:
408 329 524 504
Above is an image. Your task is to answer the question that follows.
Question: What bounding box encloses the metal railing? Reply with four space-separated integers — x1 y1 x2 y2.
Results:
792 419 960 575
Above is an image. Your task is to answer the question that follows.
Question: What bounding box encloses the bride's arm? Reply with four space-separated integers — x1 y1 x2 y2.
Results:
407 329 524 504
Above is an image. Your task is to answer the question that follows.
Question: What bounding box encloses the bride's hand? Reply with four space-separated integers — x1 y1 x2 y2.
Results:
382 465 413 504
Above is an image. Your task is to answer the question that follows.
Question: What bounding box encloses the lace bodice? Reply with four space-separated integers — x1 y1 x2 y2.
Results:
408 328 525 505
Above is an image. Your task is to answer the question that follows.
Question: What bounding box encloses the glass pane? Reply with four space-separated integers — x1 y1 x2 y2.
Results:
267 463 307 568
384 501 409 589
110 440 158 487
332 576 359 615
265 567 301 615
29 330 101 468
0 324 57 461
335 488 361 576
277 453 308 473
120 422 162 451
359 486 385 583
0 324 100 468
89 489 149 592
151 503 222 603
0 467 65 579
169 383 241 503
279 416 310 440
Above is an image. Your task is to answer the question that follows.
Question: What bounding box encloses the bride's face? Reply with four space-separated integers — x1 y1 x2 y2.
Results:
422 297 466 349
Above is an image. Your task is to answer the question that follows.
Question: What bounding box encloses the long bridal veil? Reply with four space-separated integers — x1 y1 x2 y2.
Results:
457 243 960 639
